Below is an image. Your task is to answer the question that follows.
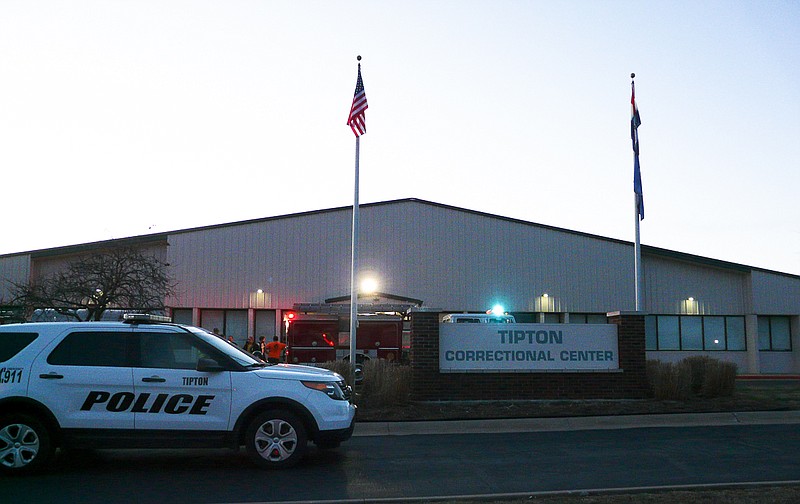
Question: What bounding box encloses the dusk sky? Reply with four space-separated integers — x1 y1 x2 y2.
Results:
1 1 798 275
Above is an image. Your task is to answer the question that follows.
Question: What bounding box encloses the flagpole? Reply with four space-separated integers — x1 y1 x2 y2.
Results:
631 72 643 312
349 134 359 378
634 193 642 311
347 55 365 382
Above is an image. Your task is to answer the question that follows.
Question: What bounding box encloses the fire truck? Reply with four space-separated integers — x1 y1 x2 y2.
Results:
283 303 408 365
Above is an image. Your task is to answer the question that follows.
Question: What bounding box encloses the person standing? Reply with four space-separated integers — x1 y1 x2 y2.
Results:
242 335 259 354
265 336 287 364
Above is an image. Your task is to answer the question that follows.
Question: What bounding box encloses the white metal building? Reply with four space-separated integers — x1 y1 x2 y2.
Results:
1 198 798 374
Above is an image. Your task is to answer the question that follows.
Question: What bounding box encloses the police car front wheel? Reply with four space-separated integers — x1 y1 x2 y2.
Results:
0 414 55 475
245 409 307 469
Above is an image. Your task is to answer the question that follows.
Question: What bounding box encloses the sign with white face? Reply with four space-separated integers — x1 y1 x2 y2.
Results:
439 323 619 373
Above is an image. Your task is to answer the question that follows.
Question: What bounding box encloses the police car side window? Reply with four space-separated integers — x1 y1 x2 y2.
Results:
47 332 130 367
138 332 217 370
0 332 39 362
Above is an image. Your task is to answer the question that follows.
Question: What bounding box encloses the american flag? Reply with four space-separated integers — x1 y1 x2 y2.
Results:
347 63 368 137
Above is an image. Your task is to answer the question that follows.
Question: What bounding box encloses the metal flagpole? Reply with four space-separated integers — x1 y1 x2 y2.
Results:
349 135 359 378
346 55 367 383
631 72 644 312
634 194 642 311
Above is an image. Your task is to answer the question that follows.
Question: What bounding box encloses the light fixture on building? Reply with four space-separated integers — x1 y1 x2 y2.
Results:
360 277 379 295
540 293 554 313
250 289 270 309
683 296 700 315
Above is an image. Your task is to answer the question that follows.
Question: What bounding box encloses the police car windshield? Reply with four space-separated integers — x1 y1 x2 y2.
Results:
187 327 262 366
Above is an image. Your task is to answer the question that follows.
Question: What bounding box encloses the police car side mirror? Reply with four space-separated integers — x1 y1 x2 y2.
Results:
196 357 225 373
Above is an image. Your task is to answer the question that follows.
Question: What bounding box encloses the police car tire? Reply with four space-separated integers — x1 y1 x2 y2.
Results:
0 413 55 475
245 409 307 469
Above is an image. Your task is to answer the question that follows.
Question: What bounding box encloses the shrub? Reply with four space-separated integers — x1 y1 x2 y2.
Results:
359 360 411 407
647 357 737 400
683 355 713 395
318 360 353 384
647 359 691 400
317 359 411 407
701 358 737 397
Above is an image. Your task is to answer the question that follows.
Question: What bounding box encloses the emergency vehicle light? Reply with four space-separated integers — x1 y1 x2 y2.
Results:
489 305 506 316
123 313 172 324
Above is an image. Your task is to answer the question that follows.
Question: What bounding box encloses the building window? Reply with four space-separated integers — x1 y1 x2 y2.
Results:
703 316 726 350
255 310 277 339
725 317 746 350
656 316 680 350
680 316 703 350
645 315 747 351
758 316 792 351
570 313 607 324
199 309 248 344
171 309 193 325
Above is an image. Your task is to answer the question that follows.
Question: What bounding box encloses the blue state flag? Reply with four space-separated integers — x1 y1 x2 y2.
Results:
631 81 644 220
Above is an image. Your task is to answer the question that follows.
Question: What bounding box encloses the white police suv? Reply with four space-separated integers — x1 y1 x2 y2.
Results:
0 314 356 474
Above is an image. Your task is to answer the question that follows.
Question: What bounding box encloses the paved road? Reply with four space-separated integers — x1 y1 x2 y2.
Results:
2 414 799 503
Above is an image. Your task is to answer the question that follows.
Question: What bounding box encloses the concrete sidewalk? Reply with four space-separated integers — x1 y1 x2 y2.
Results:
353 410 800 437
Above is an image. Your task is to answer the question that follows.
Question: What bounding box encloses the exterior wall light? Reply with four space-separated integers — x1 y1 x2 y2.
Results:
360 278 379 294
682 297 700 315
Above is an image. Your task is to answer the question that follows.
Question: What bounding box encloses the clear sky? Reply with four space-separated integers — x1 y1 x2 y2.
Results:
1 1 799 275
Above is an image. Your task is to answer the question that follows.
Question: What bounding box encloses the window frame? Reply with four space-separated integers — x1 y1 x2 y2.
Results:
757 316 793 352
645 315 748 351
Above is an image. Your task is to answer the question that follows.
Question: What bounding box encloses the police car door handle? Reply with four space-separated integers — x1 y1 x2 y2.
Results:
39 373 64 379
141 376 166 383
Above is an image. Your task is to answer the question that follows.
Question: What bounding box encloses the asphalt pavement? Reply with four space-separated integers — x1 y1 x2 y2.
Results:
354 410 800 436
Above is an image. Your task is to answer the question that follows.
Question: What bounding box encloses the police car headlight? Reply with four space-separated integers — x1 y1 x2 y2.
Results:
302 381 345 400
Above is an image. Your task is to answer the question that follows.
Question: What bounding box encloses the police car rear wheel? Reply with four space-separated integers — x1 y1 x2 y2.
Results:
245 410 307 469
0 414 54 475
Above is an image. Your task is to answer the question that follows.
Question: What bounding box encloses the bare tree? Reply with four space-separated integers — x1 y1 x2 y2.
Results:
10 246 176 321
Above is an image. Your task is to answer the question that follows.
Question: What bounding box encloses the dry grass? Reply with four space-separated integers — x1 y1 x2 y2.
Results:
647 357 737 400
317 360 411 408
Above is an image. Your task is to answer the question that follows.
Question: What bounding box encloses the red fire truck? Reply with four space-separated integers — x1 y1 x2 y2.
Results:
284 306 406 365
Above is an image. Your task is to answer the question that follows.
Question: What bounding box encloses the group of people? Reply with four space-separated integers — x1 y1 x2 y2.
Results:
243 335 287 364
212 328 287 363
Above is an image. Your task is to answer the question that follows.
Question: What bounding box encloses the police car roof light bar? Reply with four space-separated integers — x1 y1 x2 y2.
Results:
123 313 172 324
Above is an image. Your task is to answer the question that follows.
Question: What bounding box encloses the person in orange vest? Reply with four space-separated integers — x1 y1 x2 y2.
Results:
265 336 287 364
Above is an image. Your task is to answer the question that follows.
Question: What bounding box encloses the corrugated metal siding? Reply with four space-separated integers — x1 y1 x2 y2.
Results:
167 200 636 313
360 201 634 312
3 199 797 320
750 270 800 314
0 255 31 299
643 255 746 314
167 210 353 309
